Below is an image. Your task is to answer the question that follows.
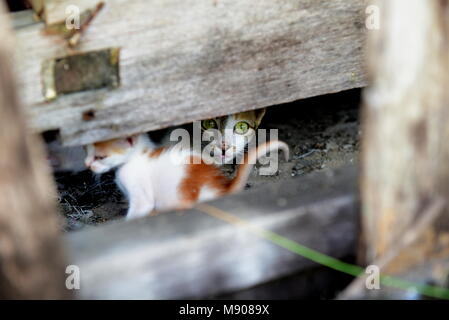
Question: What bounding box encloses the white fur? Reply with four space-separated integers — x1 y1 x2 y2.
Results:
120 148 225 219
86 135 222 219
85 134 156 174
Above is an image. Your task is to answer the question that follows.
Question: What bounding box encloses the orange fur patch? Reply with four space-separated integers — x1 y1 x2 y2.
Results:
148 147 164 158
234 109 265 127
234 111 256 122
179 156 231 204
93 139 127 156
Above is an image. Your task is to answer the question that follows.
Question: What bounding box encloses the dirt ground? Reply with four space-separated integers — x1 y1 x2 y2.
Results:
54 89 361 231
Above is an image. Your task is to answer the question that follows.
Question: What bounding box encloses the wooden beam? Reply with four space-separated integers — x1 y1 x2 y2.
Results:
0 2 70 299
10 9 36 29
360 0 449 283
66 166 358 299
14 0 367 146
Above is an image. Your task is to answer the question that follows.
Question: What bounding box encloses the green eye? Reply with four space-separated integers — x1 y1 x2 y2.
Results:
234 121 250 135
202 119 218 130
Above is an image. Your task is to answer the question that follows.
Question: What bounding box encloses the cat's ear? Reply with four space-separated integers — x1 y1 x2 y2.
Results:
255 108 266 128
126 134 140 146
114 135 137 149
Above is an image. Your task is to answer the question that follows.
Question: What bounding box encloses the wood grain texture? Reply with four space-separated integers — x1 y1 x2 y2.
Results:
0 2 70 299
29 0 45 17
14 0 367 146
66 166 358 299
361 0 449 275
10 9 36 29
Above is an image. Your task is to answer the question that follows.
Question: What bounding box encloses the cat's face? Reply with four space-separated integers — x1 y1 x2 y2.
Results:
201 109 265 164
84 136 137 174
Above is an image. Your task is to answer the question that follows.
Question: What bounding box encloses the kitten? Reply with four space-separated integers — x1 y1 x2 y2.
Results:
84 133 288 220
201 109 266 164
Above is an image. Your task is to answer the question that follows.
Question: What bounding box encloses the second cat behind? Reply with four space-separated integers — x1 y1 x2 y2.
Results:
201 109 266 164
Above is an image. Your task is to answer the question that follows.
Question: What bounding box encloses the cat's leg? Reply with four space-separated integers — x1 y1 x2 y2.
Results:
117 167 155 220
125 185 155 220
126 196 154 220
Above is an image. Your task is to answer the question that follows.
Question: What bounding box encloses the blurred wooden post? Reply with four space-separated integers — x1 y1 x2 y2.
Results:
361 0 449 277
0 4 70 299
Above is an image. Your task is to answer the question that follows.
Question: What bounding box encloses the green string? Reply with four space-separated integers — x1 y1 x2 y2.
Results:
257 227 449 299
198 204 449 299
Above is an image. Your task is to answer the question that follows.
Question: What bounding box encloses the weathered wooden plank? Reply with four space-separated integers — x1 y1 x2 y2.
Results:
361 0 449 272
10 9 36 29
338 0 449 300
0 2 70 299
66 165 358 299
14 0 367 146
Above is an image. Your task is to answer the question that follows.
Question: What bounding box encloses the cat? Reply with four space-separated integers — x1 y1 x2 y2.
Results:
201 109 266 164
84 132 288 220
44 108 265 172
